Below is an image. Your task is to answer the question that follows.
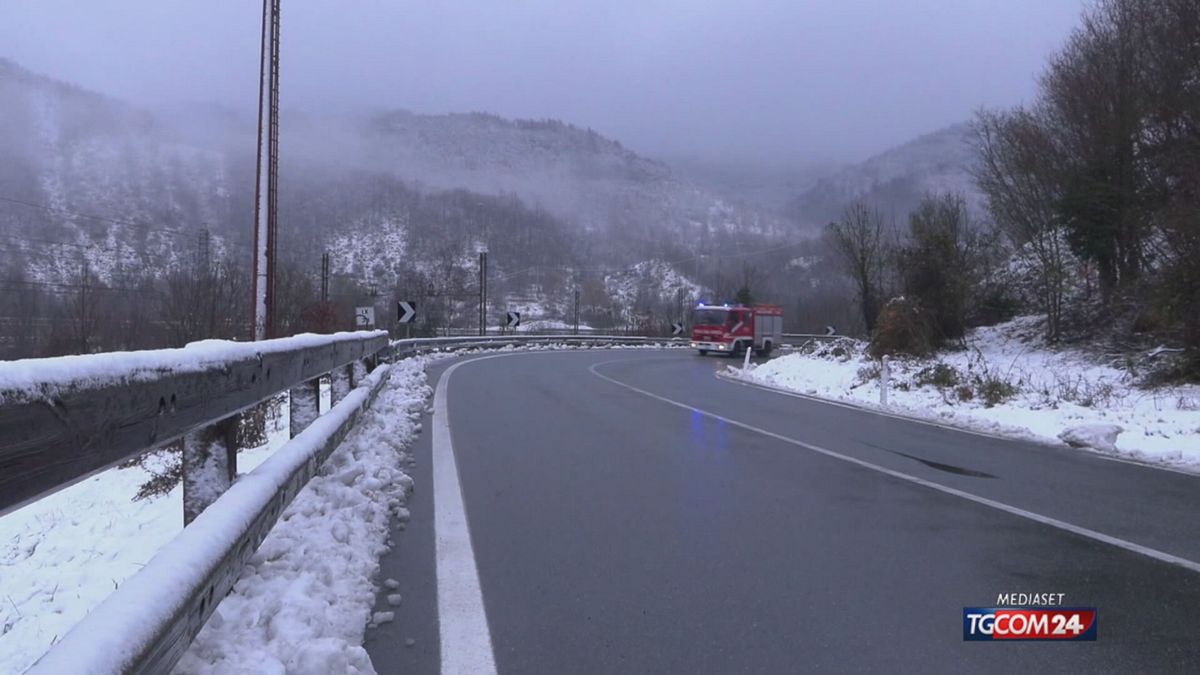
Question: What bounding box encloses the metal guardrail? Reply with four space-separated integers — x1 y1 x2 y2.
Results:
29 365 393 675
387 333 685 358
781 333 843 343
5 332 673 674
0 330 389 518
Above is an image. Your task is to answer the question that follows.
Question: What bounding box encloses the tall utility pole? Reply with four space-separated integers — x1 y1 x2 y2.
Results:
195 229 210 274
573 287 580 335
252 0 281 340
320 251 330 302
478 248 488 336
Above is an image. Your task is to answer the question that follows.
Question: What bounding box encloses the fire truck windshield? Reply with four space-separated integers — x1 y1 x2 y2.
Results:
692 308 729 326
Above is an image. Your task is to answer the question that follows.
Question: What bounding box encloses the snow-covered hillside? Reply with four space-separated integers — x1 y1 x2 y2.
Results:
0 59 238 284
0 58 773 332
604 260 704 309
787 123 982 227
361 111 787 243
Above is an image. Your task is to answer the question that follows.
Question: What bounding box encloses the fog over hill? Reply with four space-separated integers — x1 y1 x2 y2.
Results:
0 59 789 295
786 123 983 228
0 56 987 349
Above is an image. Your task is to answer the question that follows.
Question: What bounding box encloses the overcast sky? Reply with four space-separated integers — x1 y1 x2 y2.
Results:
1 0 1084 165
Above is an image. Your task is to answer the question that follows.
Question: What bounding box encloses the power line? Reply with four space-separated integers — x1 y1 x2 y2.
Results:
0 244 142 270
0 195 194 237
0 280 159 296
0 234 121 253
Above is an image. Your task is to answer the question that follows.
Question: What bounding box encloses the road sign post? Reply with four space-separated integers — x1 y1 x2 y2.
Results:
880 355 890 406
355 307 376 329
397 301 416 324
396 301 416 338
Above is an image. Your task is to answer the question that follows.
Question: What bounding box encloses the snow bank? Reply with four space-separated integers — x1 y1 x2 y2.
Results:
1059 424 1123 453
736 317 1200 467
172 358 429 674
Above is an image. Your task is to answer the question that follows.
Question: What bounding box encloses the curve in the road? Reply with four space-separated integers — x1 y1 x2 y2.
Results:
588 358 1200 575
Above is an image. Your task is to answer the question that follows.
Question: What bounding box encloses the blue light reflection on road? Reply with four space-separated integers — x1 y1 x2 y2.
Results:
689 408 730 453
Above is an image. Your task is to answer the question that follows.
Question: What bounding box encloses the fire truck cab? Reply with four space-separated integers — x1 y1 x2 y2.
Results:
690 303 783 357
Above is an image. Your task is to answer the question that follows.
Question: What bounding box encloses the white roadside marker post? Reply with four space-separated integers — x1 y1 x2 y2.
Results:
743 344 753 372
880 355 890 406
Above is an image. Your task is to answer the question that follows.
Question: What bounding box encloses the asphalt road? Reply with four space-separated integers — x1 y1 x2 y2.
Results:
365 349 1200 674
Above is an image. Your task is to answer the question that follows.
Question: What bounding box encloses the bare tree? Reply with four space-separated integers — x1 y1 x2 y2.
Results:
898 193 985 343
65 260 103 354
160 259 246 346
826 201 889 333
974 108 1069 341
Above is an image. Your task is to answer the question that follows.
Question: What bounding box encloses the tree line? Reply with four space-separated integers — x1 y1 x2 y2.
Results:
826 0 1198 380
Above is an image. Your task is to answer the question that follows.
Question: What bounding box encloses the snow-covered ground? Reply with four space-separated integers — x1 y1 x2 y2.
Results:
0 404 290 675
174 358 429 674
736 316 1200 468
0 358 429 675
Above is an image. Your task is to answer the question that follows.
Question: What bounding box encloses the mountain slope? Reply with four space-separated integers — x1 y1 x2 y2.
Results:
786 123 982 227
0 58 241 282
355 110 790 258
1 59 798 342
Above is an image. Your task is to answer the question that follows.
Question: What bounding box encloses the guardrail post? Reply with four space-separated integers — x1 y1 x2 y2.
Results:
182 416 240 525
349 359 369 389
289 377 321 437
880 355 890 407
331 366 351 404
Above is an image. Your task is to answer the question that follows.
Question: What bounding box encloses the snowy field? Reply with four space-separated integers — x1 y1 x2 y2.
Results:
0 404 292 675
0 359 427 675
735 316 1200 468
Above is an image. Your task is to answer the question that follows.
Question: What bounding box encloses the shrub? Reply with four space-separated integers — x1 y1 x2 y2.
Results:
970 288 1021 327
856 363 881 383
977 377 1017 407
129 444 183 501
869 297 936 359
955 384 974 402
915 362 960 388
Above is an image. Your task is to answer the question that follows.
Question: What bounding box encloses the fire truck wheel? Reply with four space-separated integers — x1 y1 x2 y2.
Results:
698 349 708 356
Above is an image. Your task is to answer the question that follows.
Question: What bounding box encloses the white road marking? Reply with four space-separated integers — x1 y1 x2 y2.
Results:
433 357 500 675
589 360 1200 575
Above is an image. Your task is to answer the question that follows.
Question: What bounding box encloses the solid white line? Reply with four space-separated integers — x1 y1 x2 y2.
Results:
588 360 1200 575
433 357 500 675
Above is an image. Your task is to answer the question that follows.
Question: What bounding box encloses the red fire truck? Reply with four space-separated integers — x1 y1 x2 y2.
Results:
690 303 783 356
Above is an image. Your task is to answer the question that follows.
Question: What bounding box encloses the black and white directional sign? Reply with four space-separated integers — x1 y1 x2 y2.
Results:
397 301 416 324
671 322 684 336
506 311 521 328
824 325 837 336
